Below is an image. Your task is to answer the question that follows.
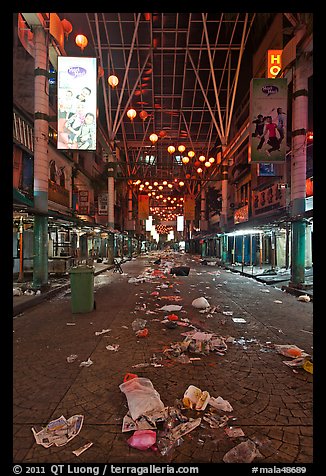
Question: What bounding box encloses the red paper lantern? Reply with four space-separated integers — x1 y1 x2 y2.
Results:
139 110 149 121
61 19 73 38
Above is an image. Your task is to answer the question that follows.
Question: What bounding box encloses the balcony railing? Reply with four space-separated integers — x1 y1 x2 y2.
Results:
48 180 70 208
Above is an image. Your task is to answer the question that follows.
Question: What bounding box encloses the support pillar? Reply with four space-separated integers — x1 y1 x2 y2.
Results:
107 151 115 264
290 54 308 286
32 25 49 289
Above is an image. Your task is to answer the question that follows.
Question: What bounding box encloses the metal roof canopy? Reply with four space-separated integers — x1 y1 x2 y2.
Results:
84 12 256 197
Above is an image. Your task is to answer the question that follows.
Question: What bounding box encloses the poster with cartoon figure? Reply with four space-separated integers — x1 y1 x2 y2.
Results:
249 78 287 163
57 56 97 150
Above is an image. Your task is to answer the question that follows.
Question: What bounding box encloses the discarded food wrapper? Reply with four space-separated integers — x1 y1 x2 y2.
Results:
274 344 308 359
303 360 313 374
127 430 157 451
183 385 210 411
232 318 247 323
191 297 210 309
72 441 93 456
32 414 84 448
223 439 262 463
297 294 311 302
136 328 149 337
67 354 78 363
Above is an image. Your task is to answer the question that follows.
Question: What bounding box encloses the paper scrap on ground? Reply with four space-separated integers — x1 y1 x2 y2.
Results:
106 344 120 351
72 441 93 456
95 329 111 335
159 305 183 312
67 354 78 363
32 415 84 448
80 358 93 367
232 318 247 323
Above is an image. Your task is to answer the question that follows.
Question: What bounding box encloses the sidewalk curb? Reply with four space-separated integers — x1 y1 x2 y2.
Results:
281 285 313 301
13 265 114 317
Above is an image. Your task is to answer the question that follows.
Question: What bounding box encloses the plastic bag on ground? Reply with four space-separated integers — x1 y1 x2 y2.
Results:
223 439 262 463
274 344 309 358
119 377 165 421
192 297 210 309
127 430 157 450
131 318 147 331
209 396 233 412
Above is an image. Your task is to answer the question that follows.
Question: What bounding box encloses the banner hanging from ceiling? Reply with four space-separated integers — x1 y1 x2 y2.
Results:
249 78 287 163
57 56 97 151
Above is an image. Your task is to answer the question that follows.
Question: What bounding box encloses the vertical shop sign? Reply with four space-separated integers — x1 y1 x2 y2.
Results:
78 190 89 214
267 50 282 78
184 195 196 220
138 194 150 220
97 193 108 215
57 56 97 150
250 78 287 163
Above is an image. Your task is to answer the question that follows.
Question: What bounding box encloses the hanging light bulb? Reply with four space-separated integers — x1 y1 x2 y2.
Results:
179 181 185 187
199 155 206 162
178 144 186 153
188 150 195 158
205 161 211 167
158 185 163 190
145 181 150 186
149 133 158 144
108 75 119 88
153 181 158 187
162 181 167 186
197 167 203 173
209 157 215 163
127 108 137 121
168 184 173 189
182 156 190 164
167 145 175 154
75 34 88 51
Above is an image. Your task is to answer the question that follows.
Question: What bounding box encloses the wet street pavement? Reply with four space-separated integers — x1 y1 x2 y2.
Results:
13 252 313 468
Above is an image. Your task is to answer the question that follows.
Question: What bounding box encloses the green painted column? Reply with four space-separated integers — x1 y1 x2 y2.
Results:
221 234 228 263
291 216 306 285
201 241 206 258
33 213 48 288
128 231 133 258
107 232 114 264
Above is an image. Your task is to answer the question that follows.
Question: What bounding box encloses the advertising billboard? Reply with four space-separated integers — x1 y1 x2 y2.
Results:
249 78 287 163
57 56 97 150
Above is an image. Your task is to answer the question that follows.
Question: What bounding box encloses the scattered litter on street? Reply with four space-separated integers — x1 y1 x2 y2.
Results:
66 322 76 326
232 318 247 323
95 329 111 336
192 297 210 309
67 354 78 363
32 415 84 448
72 441 93 456
131 318 147 331
223 439 263 463
127 430 157 451
80 358 93 367
106 344 120 351
297 294 311 302
224 426 245 438
159 304 183 312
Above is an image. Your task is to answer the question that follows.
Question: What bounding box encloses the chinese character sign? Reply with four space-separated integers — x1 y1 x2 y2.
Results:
249 78 287 163
57 57 97 150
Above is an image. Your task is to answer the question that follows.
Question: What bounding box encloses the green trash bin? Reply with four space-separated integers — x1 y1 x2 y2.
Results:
69 265 95 313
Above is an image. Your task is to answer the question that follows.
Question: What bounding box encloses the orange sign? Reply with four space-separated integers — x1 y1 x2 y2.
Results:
267 50 282 78
138 194 150 220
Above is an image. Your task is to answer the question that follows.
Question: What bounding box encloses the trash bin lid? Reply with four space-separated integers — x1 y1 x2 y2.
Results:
69 265 94 274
